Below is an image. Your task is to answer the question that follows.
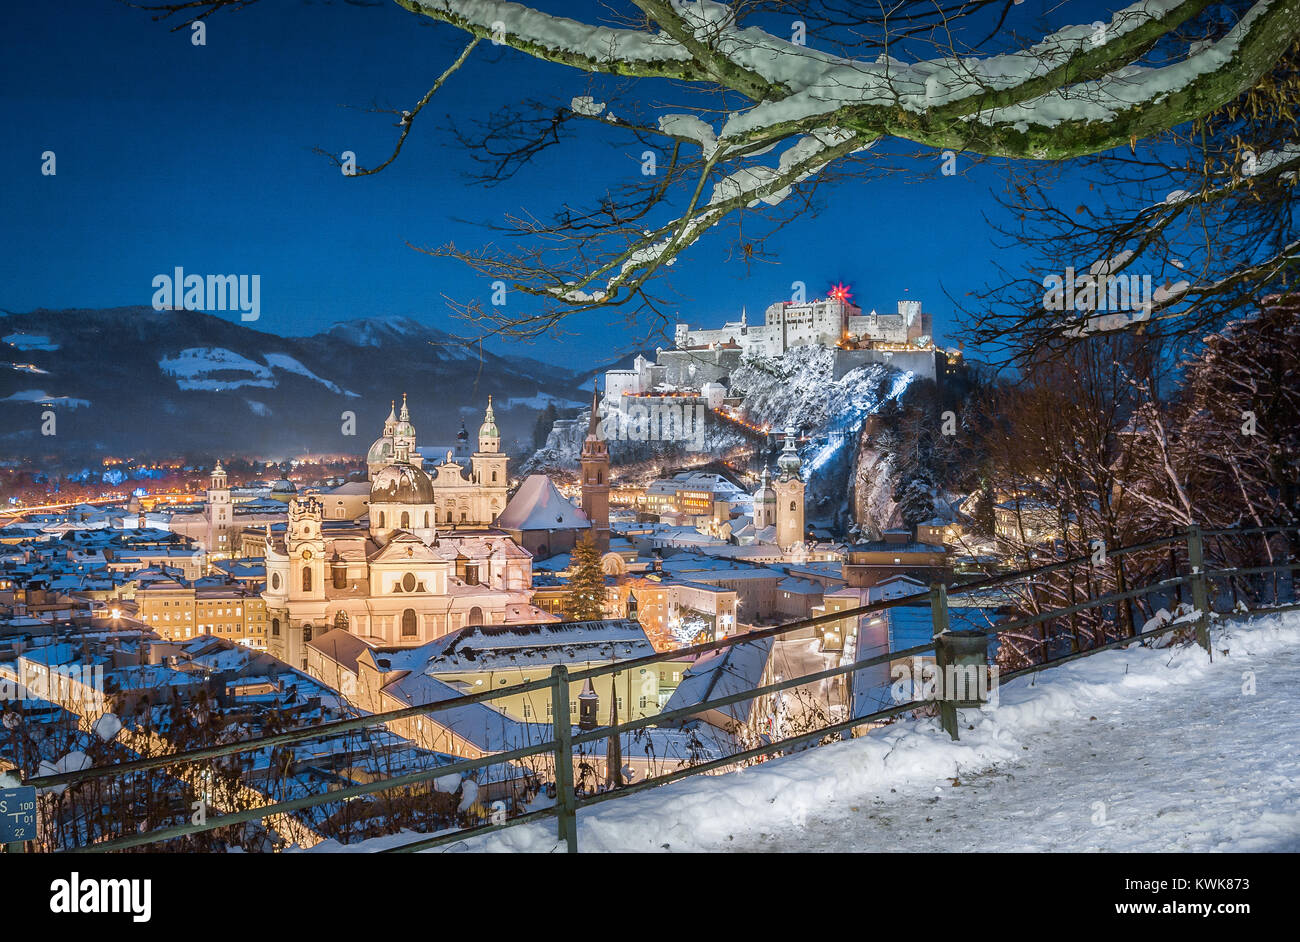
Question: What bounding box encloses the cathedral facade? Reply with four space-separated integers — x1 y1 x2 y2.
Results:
366 394 509 527
263 396 531 669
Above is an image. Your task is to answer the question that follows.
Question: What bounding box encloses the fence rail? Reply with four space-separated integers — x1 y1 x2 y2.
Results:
8 522 1297 853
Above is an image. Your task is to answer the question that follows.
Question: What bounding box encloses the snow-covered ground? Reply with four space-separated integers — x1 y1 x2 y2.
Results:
320 611 1300 853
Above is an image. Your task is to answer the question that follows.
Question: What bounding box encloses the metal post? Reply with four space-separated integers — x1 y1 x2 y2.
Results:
929 583 959 741
1186 525 1212 660
550 665 578 853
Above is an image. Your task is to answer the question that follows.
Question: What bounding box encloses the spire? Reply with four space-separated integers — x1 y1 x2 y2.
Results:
586 380 601 438
399 392 410 422
777 427 802 480
386 400 397 423
477 395 500 451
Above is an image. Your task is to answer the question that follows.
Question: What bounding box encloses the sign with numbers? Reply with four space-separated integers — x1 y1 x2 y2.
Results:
0 786 37 843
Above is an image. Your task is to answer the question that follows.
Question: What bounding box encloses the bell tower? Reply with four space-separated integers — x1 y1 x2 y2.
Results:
472 397 509 524
206 460 232 561
773 428 805 551
580 381 610 551
287 497 326 603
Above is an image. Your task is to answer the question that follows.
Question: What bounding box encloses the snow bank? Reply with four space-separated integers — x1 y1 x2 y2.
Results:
428 611 1299 852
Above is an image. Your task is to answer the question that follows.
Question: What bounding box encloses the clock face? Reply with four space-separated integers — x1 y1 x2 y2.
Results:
301 549 313 561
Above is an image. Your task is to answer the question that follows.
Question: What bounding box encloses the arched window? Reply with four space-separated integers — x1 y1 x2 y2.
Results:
302 567 312 592
401 511 410 529
789 501 797 512
378 511 386 528
492 471 497 482
597 470 604 485
271 618 280 637
334 611 349 632
447 510 454 523
424 512 430 527
468 606 484 626
302 624 313 643
401 609 418 637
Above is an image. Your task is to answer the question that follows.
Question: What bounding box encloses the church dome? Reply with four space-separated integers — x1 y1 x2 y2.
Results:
367 436 394 464
370 462 435 504
270 478 297 494
753 467 776 502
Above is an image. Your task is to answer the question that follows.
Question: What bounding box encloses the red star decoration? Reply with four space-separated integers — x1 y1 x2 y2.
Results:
828 282 853 303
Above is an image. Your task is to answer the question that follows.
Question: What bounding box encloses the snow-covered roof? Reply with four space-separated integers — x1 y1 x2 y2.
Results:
496 475 592 532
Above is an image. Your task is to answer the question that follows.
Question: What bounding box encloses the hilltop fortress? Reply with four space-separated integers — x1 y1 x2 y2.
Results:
674 297 932 355
603 296 945 412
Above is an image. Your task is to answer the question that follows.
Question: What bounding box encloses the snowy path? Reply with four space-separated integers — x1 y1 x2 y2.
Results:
320 612 1300 853
735 635 1300 853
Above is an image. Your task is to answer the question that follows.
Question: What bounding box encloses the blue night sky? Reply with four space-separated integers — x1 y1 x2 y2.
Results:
1 0 1105 368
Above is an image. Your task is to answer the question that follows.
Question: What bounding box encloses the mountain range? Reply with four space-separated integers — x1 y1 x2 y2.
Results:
0 308 591 460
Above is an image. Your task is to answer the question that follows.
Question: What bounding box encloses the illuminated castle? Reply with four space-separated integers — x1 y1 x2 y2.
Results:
673 289 932 357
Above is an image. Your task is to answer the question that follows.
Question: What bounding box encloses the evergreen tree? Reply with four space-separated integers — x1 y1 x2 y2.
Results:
565 532 606 621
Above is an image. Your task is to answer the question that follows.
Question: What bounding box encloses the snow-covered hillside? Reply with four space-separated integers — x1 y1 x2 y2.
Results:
731 346 909 531
326 610 1300 853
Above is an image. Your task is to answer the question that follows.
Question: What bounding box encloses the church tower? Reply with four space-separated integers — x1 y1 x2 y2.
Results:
287 497 326 603
752 465 777 530
206 460 231 561
773 428 805 551
579 381 610 551
472 397 508 523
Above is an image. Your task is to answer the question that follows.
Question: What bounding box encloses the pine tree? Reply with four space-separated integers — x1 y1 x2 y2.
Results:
565 532 607 621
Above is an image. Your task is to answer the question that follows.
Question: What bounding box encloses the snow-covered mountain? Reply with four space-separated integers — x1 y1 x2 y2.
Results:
0 308 584 459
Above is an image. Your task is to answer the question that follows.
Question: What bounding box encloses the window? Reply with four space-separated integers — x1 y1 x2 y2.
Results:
402 572 416 593
401 511 410 529
302 567 312 592
424 512 430 528
639 696 648 709
302 625 313 643
401 608 418 637
468 606 484 626
491 471 498 482
378 511 386 528
523 703 532 718
790 501 796 512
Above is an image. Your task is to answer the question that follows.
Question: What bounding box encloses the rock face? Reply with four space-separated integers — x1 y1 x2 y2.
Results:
522 343 913 533
0 308 582 459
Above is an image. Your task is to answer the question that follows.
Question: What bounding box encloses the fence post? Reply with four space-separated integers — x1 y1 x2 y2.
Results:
929 583 959 741
1185 525 1212 660
550 665 578 853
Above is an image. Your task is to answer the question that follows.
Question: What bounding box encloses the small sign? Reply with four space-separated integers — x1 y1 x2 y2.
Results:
0 786 37 843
